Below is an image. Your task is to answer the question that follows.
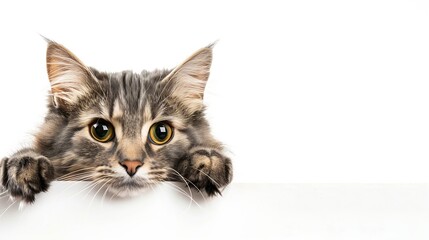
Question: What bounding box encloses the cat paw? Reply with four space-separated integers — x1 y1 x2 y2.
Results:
180 148 232 196
1 151 54 203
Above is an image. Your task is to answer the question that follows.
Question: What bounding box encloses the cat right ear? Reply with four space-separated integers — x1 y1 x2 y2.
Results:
46 40 97 109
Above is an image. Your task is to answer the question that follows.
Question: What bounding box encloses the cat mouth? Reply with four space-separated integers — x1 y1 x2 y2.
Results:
109 177 152 191
104 178 156 198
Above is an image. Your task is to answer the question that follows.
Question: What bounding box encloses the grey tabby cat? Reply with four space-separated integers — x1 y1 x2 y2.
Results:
0 40 232 203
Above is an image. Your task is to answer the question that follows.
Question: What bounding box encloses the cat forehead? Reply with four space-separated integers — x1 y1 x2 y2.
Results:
97 69 171 93
93 69 172 116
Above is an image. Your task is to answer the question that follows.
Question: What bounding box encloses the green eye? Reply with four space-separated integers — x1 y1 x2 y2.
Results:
148 122 173 145
89 119 115 143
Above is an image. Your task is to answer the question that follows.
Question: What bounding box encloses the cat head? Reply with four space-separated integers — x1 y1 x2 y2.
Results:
36 41 218 196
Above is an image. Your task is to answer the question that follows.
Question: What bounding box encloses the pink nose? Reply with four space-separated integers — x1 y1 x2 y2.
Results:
120 160 143 177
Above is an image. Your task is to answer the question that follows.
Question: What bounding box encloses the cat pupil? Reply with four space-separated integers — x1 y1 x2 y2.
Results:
156 125 167 139
95 124 108 137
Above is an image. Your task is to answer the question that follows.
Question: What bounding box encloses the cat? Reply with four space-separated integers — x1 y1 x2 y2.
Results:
0 40 233 203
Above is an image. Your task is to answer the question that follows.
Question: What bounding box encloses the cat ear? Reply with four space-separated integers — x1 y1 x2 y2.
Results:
162 45 213 114
46 40 97 108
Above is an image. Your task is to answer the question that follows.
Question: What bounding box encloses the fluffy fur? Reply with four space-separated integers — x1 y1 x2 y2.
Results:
0 41 232 203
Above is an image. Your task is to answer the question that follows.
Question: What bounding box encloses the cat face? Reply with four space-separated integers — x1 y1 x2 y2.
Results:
35 41 217 196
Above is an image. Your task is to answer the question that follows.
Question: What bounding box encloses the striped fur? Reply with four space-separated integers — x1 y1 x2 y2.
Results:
0 41 232 203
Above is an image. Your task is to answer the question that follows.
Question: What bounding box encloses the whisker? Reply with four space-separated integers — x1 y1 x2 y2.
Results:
162 182 202 209
109 187 122 201
165 168 195 210
146 180 156 193
192 167 221 188
58 169 115 182
57 173 94 181
57 176 94 196
82 183 102 201
57 171 93 178
82 178 110 201
70 181 100 199
148 172 169 183
100 185 112 208
167 168 193 194
89 179 113 207
56 167 96 180
160 181 188 196
55 165 96 171
166 167 206 201
0 200 17 219
54 164 94 169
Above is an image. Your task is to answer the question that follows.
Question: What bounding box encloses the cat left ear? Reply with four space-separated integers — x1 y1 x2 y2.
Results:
162 45 213 114
46 40 98 109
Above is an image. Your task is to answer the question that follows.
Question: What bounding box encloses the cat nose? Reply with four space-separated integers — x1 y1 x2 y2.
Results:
120 160 143 177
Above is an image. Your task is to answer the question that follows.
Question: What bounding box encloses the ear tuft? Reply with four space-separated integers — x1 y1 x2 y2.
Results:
162 46 214 114
46 41 96 108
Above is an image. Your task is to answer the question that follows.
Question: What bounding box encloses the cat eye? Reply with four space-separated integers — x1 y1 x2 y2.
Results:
89 119 115 143
148 122 173 145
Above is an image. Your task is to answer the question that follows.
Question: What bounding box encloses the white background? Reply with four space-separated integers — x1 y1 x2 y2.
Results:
0 0 428 183
0 0 428 239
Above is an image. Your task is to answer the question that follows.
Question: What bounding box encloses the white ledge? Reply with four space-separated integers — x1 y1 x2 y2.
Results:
0 182 428 240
